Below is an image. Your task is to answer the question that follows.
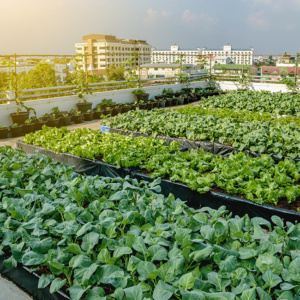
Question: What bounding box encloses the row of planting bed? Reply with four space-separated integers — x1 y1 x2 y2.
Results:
21 127 300 215
1 146 300 299
103 90 300 161
0 87 217 139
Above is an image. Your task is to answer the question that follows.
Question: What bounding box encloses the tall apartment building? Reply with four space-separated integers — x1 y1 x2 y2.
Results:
202 45 254 65
151 45 201 65
75 34 152 73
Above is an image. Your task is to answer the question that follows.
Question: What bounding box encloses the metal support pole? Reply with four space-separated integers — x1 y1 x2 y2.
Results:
14 53 18 99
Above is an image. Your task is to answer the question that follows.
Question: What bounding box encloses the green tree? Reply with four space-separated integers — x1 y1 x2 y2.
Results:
18 62 60 89
105 63 125 81
267 55 275 66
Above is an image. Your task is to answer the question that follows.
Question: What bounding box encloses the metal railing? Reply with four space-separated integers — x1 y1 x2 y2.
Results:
0 74 208 103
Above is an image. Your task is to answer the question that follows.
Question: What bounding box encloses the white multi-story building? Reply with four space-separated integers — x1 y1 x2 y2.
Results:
75 34 152 73
151 45 201 65
202 45 254 65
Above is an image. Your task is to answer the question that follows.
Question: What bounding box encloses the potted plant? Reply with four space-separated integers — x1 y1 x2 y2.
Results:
111 105 122 116
138 100 147 110
281 76 299 94
152 99 159 109
34 118 47 131
177 95 185 105
73 70 93 113
93 107 104 119
171 97 178 106
22 118 35 134
132 89 149 102
83 109 94 121
42 113 51 121
102 106 112 116
46 114 60 128
59 113 72 126
10 123 23 137
0 126 9 139
10 98 36 125
51 106 63 118
120 103 131 113
237 72 251 91
165 98 173 107
72 110 83 124
158 98 166 108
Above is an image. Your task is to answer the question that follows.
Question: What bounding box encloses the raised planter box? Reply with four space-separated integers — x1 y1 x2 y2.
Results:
16 141 300 223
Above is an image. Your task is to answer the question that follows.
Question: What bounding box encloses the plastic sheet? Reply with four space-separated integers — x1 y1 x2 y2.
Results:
16 141 300 223
132 171 300 223
110 128 300 162
0 256 70 300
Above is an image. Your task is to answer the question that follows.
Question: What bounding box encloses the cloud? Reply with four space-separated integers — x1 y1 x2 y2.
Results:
247 11 269 30
161 10 172 18
144 9 172 24
182 10 217 27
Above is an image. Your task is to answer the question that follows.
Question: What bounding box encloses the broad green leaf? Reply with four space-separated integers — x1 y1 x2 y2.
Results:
256 253 283 275
113 246 132 258
148 245 168 261
22 251 45 265
178 272 195 290
49 278 66 294
64 243 82 255
124 286 143 300
241 288 256 300
38 274 55 289
69 286 87 300
153 280 175 300
288 257 300 282
262 270 282 288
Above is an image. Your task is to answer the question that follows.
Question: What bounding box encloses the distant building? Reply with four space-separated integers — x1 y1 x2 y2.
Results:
261 66 300 81
151 45 201 65
213 64 258 75
202 45 254 65
276 54 296 67
138 63 206 79
75 34 152 74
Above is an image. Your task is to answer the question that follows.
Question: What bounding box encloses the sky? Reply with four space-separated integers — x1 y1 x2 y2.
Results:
0 0 299 55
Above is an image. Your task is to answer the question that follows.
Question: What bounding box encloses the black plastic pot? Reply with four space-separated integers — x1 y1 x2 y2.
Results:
177 98 184 105
121 106 131 113
76 102 92 113
183 97 190 104
34 121 47 131
152 102 159 109
154 95 163 100
159 100 166 108
0 128 9 139
146 102 153 110
83 112 94 121
112 108 122 116
46 119 60 128
22 123 35 134
137 93 150 102
103 110 112 116
165 99 173 107
171 98 178 106
139 103 147 110
93 110 103 119
72 115 83 124
10 112 29 125
59 117 72 126
10 125 23 137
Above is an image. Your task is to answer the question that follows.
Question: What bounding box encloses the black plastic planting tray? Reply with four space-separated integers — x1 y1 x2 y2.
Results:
16 141 300 223
0 255 70 300
110 128 300 163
